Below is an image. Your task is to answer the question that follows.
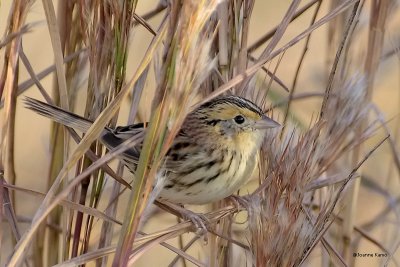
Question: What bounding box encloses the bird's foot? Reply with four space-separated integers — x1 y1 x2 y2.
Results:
179 208 209 236
228 194 251 210
155 200 209 235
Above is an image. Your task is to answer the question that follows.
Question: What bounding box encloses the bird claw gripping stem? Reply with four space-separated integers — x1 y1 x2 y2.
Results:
180 209 209 236
228 194 251 210
155 200 210 237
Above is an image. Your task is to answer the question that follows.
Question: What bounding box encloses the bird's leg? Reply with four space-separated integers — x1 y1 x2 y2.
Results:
177 205 209 235
228 194 251 210
155 200 209 235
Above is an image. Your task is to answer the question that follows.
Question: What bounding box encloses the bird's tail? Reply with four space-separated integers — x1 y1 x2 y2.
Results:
24 97 93 133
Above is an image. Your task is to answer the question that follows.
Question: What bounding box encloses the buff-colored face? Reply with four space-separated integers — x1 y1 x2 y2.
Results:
187 96 280 146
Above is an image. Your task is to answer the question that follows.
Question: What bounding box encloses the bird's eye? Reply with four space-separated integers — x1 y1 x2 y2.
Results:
234 115 245 124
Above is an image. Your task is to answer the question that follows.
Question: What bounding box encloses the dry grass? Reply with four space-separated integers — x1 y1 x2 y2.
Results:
1 0 400 266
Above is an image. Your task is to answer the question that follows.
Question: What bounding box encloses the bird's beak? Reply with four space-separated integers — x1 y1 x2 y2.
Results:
255 115 280 129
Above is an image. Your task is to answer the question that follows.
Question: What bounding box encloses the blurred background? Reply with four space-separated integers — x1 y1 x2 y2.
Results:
1 0 400 266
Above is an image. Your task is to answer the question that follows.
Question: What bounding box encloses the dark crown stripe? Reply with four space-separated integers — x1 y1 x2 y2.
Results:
198 95 263 116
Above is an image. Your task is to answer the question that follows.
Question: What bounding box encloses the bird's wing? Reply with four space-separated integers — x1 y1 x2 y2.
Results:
164 130 198 171
101 123 147 169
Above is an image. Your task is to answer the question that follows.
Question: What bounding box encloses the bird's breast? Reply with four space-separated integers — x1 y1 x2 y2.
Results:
159 146 257 205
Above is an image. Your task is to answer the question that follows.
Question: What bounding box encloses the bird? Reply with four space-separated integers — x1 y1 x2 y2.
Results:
25 95 280 205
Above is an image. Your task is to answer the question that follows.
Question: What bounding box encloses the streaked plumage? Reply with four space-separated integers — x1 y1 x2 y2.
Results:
25 95 279 204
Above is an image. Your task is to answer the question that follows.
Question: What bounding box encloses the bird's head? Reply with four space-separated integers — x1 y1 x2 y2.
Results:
186 95 280 150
